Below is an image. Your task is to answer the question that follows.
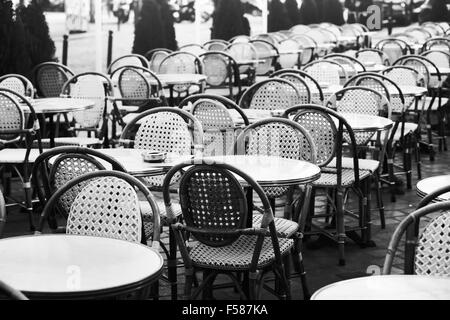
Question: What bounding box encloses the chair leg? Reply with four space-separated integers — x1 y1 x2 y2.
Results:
404 135 412 190
183 269 194 300
168 228 178 300
335 189 346 266
414 133 422 181
374 174 385 229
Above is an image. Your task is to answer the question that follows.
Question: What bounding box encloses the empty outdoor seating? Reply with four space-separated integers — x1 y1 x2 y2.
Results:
323 53 366 79
179 43 206 56
107 54 149 74
303 60 348 86
32 62 74 98
0 74 34 98
250 39 279 76
375 38 412 65
203 39 229 51
422 37 450 53
145 48 173 73
355 48 391 66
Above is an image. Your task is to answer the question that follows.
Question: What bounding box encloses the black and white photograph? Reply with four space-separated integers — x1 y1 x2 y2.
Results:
0 0 449 305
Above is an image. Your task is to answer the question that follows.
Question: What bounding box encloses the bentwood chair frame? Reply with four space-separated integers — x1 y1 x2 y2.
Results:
355 48 391 66
198 51 243 100
32 62 75 98
303 60 349 86
323 54 366 80
287 35 317 66
238 78 303 111
269 73 311 106
0 74 35 98
145 48 173 73
283 104 371 266
225 42 259 85
271 69 324 105
249 39 280 76
0 88 43 230
374 38 413 64
421 37 450 53
383 200 450 276
163 160 293 300
203 39 229 51
107 54 149 74
179 43 206 57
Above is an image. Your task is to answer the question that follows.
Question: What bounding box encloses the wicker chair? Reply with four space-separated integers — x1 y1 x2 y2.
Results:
199 51 242 100
0 74 34 98
355 48 391 66
421 50 450 69
0 88 43 230
190 98 248 156
203 39 229 51
145 48 173 73
32 62 74 98
179 43 206 56
271 69 324 105
288 35 317 66
250 39 280 76
283 104 371 265
52 72 116 148
375 38 412 65
303 60 348 86
421 22 445 36
383 200 450 277
323 54 366 81
277 38 302 69
290 24 311 34
107 54 149 74
110 66 167 125
226 42 259 82
270 73 311 105
238 78 302 111
0 280 28 300
229 35 251 43
422 37 450 53
163 160 293 300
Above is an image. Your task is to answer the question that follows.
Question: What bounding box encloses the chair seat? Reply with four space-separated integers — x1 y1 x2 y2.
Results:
425 97 449 111
140 200 182 238
328 157 380 173
392 122 418 141
253 214 299 238
38 137 102 148
313 168 371 187
255 76 270 82
0 148 48 164
119 105 140 113
190 235 293 270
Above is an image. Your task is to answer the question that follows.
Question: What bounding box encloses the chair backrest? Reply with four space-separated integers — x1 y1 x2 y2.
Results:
305 28 336 44
251 33 279 46
250 39 279 76
203 39 229 51
344 75 390 104
289 34 317 65
199 51 240 88
383 201 450 277
158 51 203 75
226 42 259 73
32 146 127 220
290 24 310 34
191 98 241 156
32 62 74 98
107 54 149 74
355 49 390 66
0 280 28 300
0 190 5 238
236 118 317 164
382 66 423 87
110 65 165 107
421 50 450 69
422 37 450 53
238 78 303 110
421 22 445 36
375 38 412 64
0 88 39 144
162 161 275 252
37 170 161 246
303 60 347 86
0 74 34 98
278 38 303 69
229 35 251 43
179 43 206 56
395 55 442 88
323 54 366 80
145 48 173 73
61 72 113 129
271 69 324 105
273 73 311 105
120 107 203 156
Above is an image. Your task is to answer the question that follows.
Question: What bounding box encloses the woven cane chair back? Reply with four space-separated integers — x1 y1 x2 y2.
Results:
145 48 172 73
179 165 248 246
422 38 450 53
67 176 142 243
304 28 335 45
395 57 431 88
62 73 110 129
382 66 423 87
204 40 229 52
179 44 206 57
107 54 149 74
421 50 450 69
303 60 347 86
226 42 258 73
289 35 317 65
200 52 237 87
375 39 410 65
355 49 390 66
0 90 25 143
405 27 432 44
275 73 311 105
33 62 74 98
191 99 237 156
0 74 34 98
252 34 278 46
323 54 365 82
229 35 250 43
421 23 443 36
239 78 302 111
251 40 278 75
278 39 301 69
396 55 443 88
159 52 203 92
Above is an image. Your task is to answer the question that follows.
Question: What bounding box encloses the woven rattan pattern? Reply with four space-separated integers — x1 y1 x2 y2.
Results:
357 50 384 65
180 167 247 247
192 100 236 156
249 81 301 110
190 236 293 270
0 78 26 96
70 75 107 128
67 176 142 243
304 62 341 86
149 51 169 73
414 211 450 277
253 213 298 238
159 53 199 92
202 54 229 86
277 74 311 105
313 168 370 187
402 59 431 87
37 66 70 97
118 68 151 106
140 200 182 239
0 93 24 142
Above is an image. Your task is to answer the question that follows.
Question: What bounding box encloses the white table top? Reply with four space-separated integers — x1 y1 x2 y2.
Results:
312 275 450 300
22 98 95 114
416 174 450 201
0 149 48 164
431 67 450 76
152 73 206 85
235 59 265 65
0 235 163 297
94 148 193 176
387 85 428 97
199 155 321 187
339 113 394 132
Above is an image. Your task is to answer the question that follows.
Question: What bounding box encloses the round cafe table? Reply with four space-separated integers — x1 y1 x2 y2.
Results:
0 234 164 299
416 174 450 201
339 113 394 132
311 275 450 300
21 97 95 148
